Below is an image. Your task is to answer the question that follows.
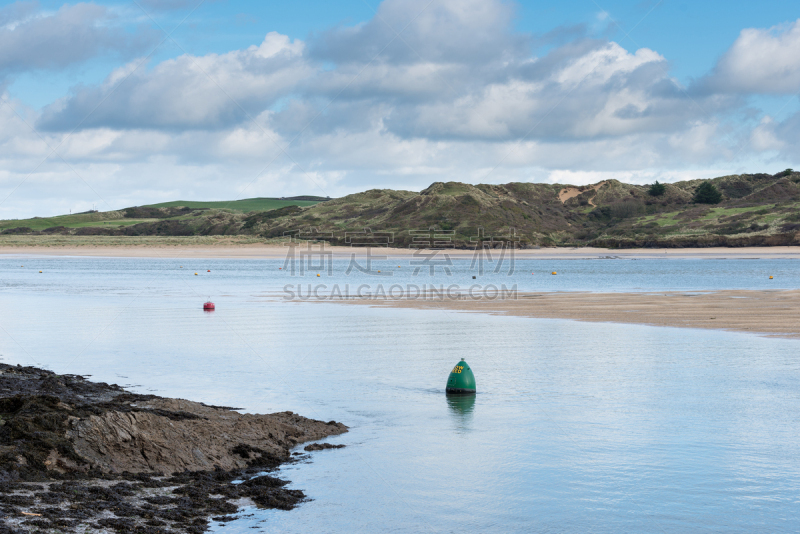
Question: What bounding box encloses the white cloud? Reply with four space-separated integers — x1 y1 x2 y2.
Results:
310 0 524 65
749 116 785 151
0 2 156 74
554 43 662 86
38 32 311 131
706 19 800 94
39 5 720 147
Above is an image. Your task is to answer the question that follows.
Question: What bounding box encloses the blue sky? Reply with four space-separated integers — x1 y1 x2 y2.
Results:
13 1 799 108
1 0 799 217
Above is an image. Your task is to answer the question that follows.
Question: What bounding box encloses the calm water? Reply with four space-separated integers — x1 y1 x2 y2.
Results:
1 256 799 533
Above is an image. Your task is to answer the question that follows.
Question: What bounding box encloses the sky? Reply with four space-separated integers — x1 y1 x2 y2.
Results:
0 0 799 218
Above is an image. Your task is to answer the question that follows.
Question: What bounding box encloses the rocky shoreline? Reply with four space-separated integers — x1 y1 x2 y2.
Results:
0 363 348 533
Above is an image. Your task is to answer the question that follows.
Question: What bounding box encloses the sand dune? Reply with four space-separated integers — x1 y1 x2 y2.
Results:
558 181 607 206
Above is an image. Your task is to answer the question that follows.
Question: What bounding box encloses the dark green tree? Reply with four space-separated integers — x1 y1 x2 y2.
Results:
648 180 666 197
693 181 722 204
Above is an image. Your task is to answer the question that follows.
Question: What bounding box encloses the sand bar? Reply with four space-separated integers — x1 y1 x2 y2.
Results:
2 239 800 260
338 289 800 338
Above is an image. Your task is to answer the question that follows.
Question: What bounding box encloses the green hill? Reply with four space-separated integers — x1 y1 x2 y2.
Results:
2 172 800 247
0 197 326 233
243 171 800 248
0 210 154 232
145 197 325 212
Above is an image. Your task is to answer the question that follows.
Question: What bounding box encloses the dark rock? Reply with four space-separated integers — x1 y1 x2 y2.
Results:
304 443 346 452
0 364 347 533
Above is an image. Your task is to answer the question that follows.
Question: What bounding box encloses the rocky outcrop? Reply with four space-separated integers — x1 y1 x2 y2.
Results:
69 398 346 475
0 364 348 533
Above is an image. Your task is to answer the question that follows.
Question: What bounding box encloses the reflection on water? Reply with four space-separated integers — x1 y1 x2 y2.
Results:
446 393 476 428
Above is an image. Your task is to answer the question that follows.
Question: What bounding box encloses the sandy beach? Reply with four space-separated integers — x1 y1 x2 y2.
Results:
339 289 800 338
2 239 800 259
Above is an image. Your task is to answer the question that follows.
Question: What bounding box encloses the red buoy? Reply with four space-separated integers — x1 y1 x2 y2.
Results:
203 301 215 311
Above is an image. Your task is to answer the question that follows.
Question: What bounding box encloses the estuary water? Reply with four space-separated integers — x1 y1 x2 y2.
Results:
1 255 799 533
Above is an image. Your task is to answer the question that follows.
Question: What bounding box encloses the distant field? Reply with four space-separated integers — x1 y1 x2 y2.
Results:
145 197 323 212
0 212 148 231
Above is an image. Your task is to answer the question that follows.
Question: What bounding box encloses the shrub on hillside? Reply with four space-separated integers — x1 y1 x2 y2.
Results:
241 205 302 230
648 181 666 196
609 201 645 218
719 180 754 198
693 181 722 204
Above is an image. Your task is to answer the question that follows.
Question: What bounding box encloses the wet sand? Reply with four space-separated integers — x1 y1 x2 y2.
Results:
2 242 800 259
340 289 800 338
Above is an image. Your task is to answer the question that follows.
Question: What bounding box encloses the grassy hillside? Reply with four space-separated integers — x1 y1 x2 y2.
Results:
145 197 325 212
243 171 800 248
0 197 325 233
2 172 800 248
0 211 157 232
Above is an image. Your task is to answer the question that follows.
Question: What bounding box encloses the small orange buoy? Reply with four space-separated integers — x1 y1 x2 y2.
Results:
769 276 773 279
317 273 320 277
194 272 198 276
39 270 42 273
551 271 557 275
207 270 211 272
279 267 282 270
203 301 215 311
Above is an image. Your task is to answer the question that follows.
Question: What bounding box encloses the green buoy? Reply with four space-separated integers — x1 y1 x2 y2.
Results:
445 358 476 394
